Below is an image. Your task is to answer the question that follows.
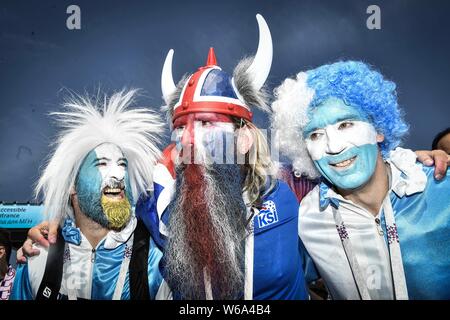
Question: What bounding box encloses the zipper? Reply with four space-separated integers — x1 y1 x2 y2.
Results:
375 217 384 236
91 248 96 263
87 245 100 298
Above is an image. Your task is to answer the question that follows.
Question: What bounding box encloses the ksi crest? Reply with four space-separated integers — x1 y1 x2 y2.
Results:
256 200 279 228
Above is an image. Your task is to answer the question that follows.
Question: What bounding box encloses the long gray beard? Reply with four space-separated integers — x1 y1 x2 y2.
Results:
164 163 248 300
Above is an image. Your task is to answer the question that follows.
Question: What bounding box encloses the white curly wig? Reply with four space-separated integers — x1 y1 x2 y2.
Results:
270 72 320 179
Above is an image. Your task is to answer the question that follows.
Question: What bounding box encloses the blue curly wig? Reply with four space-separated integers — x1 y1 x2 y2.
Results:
306 61 409 158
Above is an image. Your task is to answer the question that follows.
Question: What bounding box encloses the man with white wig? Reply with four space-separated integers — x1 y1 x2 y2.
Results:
10 89 164 300
271 61 450 299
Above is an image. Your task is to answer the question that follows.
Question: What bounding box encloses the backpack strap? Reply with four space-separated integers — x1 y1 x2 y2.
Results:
129 219 150 300
36 230 65 300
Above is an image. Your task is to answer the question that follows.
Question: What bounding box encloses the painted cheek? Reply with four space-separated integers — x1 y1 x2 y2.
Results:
173 115 195 148
181 125 194 146
315 144 378 189
74 148 115 227
97 166 109 183
77 152 101 192
306 136 328 161
324 126 347 155
340 121 378 147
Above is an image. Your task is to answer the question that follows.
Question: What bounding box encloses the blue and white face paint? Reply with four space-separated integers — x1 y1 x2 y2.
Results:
75 143 133 230
304 98 380 190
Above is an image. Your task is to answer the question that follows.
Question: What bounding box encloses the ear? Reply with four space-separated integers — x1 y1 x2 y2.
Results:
70 193 82 216
376 133 385 143
236 125 254 155
69 186 77 206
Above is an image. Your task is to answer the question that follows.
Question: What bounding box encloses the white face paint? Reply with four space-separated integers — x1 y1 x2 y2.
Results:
305 120 378 161
94 143 127 189
303 98 381 190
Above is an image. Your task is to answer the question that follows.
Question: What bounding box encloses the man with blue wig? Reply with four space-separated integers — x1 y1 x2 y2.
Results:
271 61 450 300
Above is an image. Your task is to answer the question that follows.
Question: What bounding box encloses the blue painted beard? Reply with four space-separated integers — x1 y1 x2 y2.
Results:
75 149 133 229
314 144 378 190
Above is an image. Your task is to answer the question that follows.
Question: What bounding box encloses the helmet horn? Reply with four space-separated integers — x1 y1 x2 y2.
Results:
245 14 273 91
161 49 176 105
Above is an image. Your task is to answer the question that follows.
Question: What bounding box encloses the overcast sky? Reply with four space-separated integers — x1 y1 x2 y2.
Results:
1 0 449 201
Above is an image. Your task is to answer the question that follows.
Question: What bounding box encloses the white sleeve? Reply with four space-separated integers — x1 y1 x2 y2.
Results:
155 279 173 300
27 244 49 298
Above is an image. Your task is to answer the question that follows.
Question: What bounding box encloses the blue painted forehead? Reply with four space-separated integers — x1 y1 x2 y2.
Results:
80 148 98 168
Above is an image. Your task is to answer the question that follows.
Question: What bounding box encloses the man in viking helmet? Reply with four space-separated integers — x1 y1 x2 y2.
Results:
135 14 313 300
10 90 165 300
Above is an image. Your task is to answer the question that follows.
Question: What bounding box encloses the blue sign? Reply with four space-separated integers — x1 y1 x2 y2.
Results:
0 204 45 229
